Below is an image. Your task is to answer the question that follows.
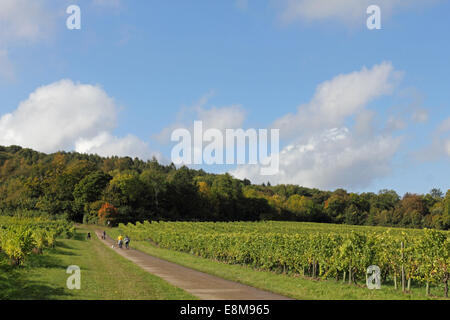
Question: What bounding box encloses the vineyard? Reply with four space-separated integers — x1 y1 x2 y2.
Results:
117 221 450 297
0 217 75 266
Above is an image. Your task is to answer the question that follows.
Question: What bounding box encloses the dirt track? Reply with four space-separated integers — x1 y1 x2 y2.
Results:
95 230 293 300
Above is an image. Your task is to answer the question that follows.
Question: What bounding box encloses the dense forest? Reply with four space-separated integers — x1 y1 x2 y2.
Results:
0 145 449 230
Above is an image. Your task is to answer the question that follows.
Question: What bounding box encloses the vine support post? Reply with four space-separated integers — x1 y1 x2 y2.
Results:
401 241 405 293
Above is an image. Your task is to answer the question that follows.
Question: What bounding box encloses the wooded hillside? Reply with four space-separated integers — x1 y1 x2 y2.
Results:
0 145 448 229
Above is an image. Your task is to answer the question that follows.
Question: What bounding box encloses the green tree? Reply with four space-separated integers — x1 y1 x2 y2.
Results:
286 195 316 220
73 171 112 221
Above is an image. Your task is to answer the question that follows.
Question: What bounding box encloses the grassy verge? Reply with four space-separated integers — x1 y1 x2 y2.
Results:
0 227 197 300
107 228 446 300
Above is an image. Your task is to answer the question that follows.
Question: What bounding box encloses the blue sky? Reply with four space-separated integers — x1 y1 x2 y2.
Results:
0 0 449 196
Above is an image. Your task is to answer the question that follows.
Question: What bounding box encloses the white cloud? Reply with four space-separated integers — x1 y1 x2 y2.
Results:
196 105 246 131
155 93 246 144
354 109 375 137
277 0 438 25
0 80 116 152
0 79 158 160
0 0 53 46
232 128 401 189
273 62 400 140
75 132 162 161
231 62 404 190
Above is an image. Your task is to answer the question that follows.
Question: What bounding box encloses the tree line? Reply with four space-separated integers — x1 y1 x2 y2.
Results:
0 145 449 229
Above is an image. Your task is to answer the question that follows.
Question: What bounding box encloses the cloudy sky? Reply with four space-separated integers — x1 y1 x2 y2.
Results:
0 0 449 195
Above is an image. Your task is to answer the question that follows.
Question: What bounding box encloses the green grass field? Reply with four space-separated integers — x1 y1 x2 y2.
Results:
0 227 196 300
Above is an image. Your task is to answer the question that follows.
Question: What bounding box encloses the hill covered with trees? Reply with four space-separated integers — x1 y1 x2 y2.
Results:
0 145 449 229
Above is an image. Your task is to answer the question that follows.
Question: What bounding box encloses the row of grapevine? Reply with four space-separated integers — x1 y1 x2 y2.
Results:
0 217 75 265
118 221 450 297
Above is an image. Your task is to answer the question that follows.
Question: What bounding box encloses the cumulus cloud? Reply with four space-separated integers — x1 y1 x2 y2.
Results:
273 62 401 139
232 128 401 189
277 0 439 25
0 80 116 152
231 62 404 190
75 132 161 160
0 79 159 160
155 93 246 144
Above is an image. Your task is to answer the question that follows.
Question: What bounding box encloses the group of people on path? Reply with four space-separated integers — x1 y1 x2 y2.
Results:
117 235 130 249
86 230 131 250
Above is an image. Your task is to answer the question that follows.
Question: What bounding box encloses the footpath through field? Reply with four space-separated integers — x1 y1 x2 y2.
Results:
94 230 293 300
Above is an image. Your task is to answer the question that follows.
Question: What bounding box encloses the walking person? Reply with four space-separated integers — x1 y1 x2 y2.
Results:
118 235 123 249
102 230 106 240
124 235 130 249
87 232 91 240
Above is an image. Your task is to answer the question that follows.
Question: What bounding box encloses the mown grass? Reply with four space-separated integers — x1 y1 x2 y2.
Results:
107 228 448 300
0 227 196 300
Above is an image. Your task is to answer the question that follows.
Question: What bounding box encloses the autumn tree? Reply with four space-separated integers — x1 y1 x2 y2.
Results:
98 202 118 225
